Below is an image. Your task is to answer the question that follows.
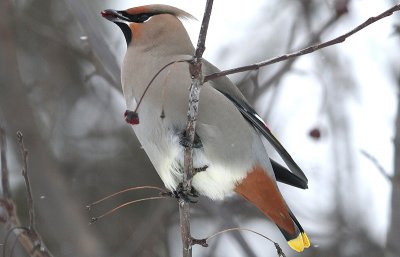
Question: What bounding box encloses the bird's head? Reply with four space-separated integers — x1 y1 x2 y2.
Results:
101 4 195 50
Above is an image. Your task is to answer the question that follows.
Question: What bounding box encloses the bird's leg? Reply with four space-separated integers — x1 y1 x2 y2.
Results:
179 130 208 175
179 130 203 148
173 130 208 202
189 186 199 198
175 183 199 203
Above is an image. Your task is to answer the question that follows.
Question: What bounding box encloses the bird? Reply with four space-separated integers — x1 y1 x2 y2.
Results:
101 4 310 252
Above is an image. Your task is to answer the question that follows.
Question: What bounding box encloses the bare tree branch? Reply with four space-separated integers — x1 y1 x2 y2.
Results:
238 5 344 101
0 1 107 254
16 131 36 231
385 74 400 257
86 185 167 210
204 3 400 82
0 126 11 199
125 202 175 257
184 0 214 189
63 0 121 88
0 130 54 257
260 12 344 93
16 131 53 257
204 203 259 257
89 196 167 224
180 1 214 257
360 149 393 182
203 227 286 257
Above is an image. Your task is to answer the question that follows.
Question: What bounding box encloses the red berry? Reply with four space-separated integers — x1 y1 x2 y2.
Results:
124 110 140 125
309 128 321 140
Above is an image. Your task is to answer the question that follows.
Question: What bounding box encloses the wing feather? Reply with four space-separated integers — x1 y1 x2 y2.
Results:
202 59 308 189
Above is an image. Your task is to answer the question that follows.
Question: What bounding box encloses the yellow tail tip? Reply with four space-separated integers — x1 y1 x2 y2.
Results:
288 233 311 252
302 232 311 248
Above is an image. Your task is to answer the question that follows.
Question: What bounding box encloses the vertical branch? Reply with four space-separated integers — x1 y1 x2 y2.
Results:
385 80 400 257
183 0 214 189
179 201 192 257
180 1 214 257
63 0 121 88
15 131 54 257
0 129 54 257
1 126 11 199
16 131 36 231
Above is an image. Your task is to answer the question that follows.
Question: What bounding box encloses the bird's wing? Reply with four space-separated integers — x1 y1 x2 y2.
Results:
203 60 308 189
270 158 308 189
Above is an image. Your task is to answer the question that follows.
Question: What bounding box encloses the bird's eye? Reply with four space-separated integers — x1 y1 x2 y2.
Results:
136 14 150 23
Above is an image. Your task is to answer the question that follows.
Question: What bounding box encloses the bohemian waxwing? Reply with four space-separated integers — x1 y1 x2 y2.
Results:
101 4 310 252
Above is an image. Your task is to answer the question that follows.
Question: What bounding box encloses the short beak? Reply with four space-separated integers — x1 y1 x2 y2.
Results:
101 9 129 22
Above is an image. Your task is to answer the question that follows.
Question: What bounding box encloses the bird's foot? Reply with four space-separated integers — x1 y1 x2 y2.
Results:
180 131 203 149
175 183 199 203
161 183 199 203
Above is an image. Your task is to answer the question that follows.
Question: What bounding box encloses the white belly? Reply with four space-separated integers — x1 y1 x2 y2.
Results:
132 119 251 200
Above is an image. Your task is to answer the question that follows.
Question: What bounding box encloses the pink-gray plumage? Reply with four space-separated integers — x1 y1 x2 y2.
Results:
101 5 310 252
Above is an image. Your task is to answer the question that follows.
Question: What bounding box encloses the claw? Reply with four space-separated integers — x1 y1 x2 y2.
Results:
178 191 197 203
161 183 199 203
180 131 203 148
190 187 199 198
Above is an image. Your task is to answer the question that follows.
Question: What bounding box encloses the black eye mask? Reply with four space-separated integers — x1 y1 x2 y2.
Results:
119 11 160 23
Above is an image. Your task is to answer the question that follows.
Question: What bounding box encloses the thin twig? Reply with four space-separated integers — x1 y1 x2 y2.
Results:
2 227 28 257
134 59 189 113
90 196 167 224
64 0 121 88
0 126 11 198
260 12 345 119
180 1 214 257
0 130 53 257
360 149 393 182
206 228 273 244
122 202 174 257
261 13 343 93
86 185 167 210
16 131 35 231
15 131 53 257
203 227 286 257
206 203 258 257
204 3 400 82
9 233 21 257
19 15 119 89
385 73 400 256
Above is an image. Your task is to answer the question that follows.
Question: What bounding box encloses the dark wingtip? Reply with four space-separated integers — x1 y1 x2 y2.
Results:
271 159 308 189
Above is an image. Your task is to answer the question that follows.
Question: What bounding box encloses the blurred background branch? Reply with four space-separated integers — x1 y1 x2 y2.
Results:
1 129 53 257
385 72 400 257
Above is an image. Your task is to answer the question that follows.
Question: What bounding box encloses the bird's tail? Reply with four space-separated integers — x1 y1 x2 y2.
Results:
278 210 310 252
234 166 310 252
